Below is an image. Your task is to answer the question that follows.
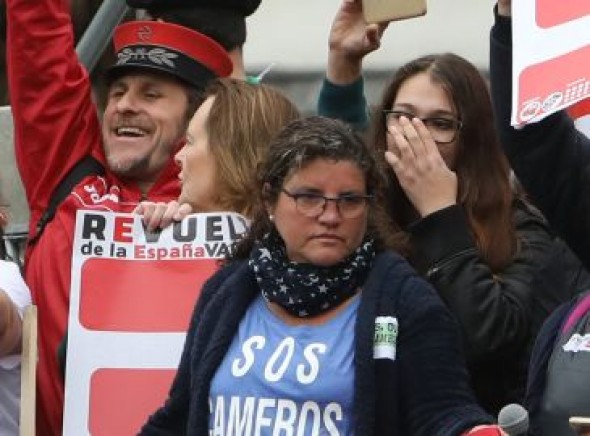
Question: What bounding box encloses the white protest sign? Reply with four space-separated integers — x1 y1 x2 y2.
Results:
512 0 590 125
63 210 248 436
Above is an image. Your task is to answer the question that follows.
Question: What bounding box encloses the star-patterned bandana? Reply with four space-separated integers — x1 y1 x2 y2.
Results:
248 232 375 318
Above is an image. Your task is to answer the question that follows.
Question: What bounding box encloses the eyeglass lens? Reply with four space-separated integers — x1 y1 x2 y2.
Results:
290 192 369 219
386 111 459 144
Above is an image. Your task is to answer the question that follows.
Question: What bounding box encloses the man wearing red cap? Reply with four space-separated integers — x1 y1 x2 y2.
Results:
5 0 231 434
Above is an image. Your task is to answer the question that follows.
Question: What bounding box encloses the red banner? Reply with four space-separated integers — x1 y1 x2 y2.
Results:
536 0 590 28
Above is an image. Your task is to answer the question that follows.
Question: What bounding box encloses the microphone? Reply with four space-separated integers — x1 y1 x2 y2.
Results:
498 403 529 435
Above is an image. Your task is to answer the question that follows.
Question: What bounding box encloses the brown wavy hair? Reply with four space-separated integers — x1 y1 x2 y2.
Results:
204 78 300 218
371 53 517 271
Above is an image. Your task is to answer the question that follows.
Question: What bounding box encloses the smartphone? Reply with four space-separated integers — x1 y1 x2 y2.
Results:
362 0 427 24
570 417 590 435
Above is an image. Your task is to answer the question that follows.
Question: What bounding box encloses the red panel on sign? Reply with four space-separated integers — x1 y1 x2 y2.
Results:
89 368 175 436
517 44 590 124
568 98 590 119
536 0 590 28
80 258 219 332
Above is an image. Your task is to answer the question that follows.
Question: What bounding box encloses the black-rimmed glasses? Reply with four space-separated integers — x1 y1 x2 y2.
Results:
281 189 373 219
383 110 462 144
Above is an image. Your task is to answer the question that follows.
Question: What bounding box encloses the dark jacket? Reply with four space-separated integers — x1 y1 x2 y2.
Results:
525 288 590 435
407 201 575 414
140 251 492 435
489 8 590 271
524 299 575 435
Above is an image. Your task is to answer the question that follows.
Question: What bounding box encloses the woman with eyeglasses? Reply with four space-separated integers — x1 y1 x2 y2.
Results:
367 52 579 414
140 116 505 435
318 0 586 419
134 77 300 228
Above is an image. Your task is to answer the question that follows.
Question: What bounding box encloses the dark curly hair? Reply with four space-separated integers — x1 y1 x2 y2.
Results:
232 116 409 260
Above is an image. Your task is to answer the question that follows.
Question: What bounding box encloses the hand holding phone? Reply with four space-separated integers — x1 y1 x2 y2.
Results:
362 0 427 24
570 417 590 435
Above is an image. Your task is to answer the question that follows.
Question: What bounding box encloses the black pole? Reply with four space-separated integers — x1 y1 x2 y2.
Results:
75 0 130 73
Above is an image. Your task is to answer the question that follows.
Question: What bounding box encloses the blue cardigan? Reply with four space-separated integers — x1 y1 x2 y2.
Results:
140 251 492 435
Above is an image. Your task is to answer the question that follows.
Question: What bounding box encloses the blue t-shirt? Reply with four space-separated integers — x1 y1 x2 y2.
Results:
209 293 359 435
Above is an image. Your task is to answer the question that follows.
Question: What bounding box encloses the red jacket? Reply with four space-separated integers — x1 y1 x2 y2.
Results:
7 1 181 434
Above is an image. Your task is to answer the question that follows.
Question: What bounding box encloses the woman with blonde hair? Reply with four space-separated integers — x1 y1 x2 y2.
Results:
137 77 300 227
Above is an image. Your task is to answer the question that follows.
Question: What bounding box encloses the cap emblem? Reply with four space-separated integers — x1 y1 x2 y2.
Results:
117 47 178 68
137 25 154 42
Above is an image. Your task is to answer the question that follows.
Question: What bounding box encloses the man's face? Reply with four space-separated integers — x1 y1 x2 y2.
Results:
102 72 190 186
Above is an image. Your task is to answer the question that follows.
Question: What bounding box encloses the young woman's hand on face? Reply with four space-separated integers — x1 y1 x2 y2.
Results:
134 200 193 231
384 116 458 218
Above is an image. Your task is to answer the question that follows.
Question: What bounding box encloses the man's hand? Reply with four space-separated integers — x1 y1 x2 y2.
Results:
327 0 389 85
497 0 511 17
134 200 193 232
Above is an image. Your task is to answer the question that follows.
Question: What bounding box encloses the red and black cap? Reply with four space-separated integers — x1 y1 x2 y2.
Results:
106 21 232 89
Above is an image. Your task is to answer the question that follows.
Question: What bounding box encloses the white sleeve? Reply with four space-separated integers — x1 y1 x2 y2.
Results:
0 261 32 317
0 261 32 368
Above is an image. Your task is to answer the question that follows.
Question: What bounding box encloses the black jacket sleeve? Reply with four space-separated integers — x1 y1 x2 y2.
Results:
409 203 562 365
489 8 590 270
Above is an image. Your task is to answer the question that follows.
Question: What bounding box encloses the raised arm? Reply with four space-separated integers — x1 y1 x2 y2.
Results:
6 0 103 228
489 0 590 268
325 0 387 86
317 0 388 129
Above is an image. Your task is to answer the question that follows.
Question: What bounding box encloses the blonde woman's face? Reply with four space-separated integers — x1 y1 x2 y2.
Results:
175 96 220 212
